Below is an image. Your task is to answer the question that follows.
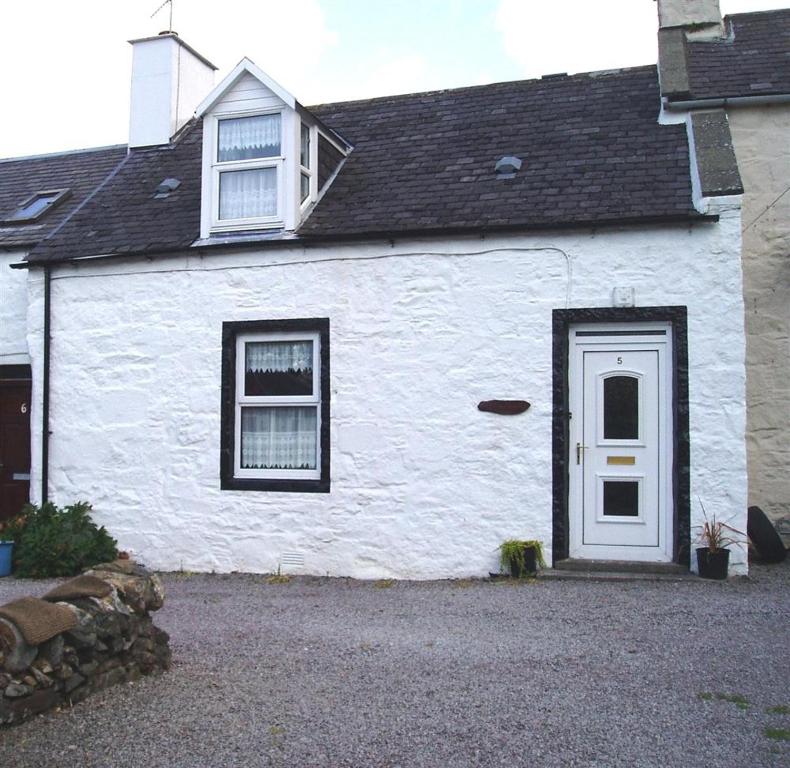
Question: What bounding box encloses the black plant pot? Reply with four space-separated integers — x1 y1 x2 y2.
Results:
510 545 538 578
696 547 730 580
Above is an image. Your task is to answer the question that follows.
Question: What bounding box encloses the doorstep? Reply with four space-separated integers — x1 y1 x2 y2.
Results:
540 558 695 582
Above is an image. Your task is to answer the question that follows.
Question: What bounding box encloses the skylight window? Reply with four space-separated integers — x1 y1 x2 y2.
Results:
5 189 69 223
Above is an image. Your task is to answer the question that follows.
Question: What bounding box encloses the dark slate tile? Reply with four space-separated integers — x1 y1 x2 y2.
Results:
681 10 790 101
21 65 703 264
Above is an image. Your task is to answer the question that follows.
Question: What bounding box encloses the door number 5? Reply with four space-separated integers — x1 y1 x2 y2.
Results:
616 356 623 365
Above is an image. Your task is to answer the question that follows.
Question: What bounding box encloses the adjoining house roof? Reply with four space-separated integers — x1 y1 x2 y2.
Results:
0 145 127 249
22 65 703 265
677 10 790 102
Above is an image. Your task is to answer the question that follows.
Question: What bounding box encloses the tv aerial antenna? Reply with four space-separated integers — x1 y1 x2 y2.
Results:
151 0 174 33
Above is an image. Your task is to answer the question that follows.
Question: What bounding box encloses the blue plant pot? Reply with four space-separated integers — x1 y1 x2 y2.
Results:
0 541 14 577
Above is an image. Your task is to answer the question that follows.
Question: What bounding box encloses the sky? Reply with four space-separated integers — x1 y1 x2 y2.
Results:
0 0 786 158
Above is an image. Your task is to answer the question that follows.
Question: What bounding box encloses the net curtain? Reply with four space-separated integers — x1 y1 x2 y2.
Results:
246 341 313 373
241 408 317 469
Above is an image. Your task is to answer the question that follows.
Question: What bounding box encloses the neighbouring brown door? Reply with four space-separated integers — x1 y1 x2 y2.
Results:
0 382 31 522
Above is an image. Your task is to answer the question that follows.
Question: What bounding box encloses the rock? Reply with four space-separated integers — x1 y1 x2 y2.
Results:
5 683 32 698
136 651 158 673
87 562 165 613
54 663 74 681
32 657 54 675
30 667 52 687
0 619 37 674
0 673 10 689
68 685 92 704
63 673 85 694
6 688 58 721
37 636 64 669
133 637 154 653
97 658 121 674
60 604 97 649
77 660 98 677
21 675 37 689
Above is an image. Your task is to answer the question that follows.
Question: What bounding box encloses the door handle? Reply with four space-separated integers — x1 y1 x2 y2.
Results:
576 443 587 465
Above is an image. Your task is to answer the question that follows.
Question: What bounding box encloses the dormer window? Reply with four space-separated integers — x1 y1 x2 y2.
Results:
213 113 283 227
197 58 349 240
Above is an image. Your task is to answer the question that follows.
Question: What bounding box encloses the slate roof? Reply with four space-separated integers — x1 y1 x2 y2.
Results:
24 65 701 265
0 145 126 249
679 10 790 101
302 66 698 239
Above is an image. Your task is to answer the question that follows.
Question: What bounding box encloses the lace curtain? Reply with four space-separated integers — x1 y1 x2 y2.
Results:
246 341 312 372
218 114 281 161
219 168 277 220
241 407 317 469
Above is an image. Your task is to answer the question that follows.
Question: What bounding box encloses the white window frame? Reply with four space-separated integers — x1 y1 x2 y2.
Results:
299 120 318 211
211 109 285 232
234 330 322 481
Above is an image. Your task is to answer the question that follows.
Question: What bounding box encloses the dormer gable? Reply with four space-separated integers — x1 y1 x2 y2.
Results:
196 58 349 239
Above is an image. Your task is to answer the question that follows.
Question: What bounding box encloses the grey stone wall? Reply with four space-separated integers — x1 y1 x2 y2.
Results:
0 561 170 726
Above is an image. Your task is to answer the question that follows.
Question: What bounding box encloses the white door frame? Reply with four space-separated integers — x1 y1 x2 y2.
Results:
567 322 674 562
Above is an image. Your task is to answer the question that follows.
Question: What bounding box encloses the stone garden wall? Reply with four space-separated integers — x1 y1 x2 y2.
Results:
0 560 170 726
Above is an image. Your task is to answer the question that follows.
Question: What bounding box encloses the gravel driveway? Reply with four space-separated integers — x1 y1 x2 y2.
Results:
1 564 788 768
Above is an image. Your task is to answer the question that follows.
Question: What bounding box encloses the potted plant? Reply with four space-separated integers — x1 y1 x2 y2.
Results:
499 539 546 578
695 503 744 580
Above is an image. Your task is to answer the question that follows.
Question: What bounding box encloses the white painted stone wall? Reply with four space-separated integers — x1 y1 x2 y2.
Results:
0 249 31 365
728 103 790 534
26 214 748 577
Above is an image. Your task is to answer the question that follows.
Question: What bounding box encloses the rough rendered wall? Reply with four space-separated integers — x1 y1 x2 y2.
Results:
729 104 790 535
26 216 748 577
0 250 30 365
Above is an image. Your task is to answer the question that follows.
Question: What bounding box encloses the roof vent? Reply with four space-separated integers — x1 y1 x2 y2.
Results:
154 178 181 198
495 156 522 179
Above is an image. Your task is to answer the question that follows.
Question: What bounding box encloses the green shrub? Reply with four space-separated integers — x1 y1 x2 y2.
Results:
0 511 29 543
12 501 118 578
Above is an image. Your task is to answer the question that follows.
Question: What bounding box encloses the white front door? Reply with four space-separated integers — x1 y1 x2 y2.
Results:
568 323 673 562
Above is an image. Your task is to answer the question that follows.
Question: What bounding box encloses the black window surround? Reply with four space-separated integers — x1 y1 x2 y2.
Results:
220 318 330 492
552 306 690 566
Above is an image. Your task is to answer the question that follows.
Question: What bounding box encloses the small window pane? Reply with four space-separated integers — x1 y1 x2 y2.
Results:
300 124 311 168
300 172 310 204
603 480 639 517
8 193 59 221
604 375 639 440
219 168 277 220
245 340 313 396
218 114 281 161
241 406 317 470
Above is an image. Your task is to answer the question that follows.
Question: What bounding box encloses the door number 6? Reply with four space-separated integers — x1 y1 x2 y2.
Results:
20 403 27 414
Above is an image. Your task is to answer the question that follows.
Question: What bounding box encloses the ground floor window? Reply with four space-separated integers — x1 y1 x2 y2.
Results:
221 318 330 492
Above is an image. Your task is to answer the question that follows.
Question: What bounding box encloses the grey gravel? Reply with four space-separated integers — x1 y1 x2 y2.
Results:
1 564 788 768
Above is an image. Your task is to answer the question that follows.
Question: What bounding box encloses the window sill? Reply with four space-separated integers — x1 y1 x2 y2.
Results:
220 476 330 493
210 219 284 234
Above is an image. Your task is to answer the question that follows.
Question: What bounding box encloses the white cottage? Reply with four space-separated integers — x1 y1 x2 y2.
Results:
3 2 776 578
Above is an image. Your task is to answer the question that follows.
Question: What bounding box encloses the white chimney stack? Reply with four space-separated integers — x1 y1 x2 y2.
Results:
128 32 217 148
656 0 724 39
